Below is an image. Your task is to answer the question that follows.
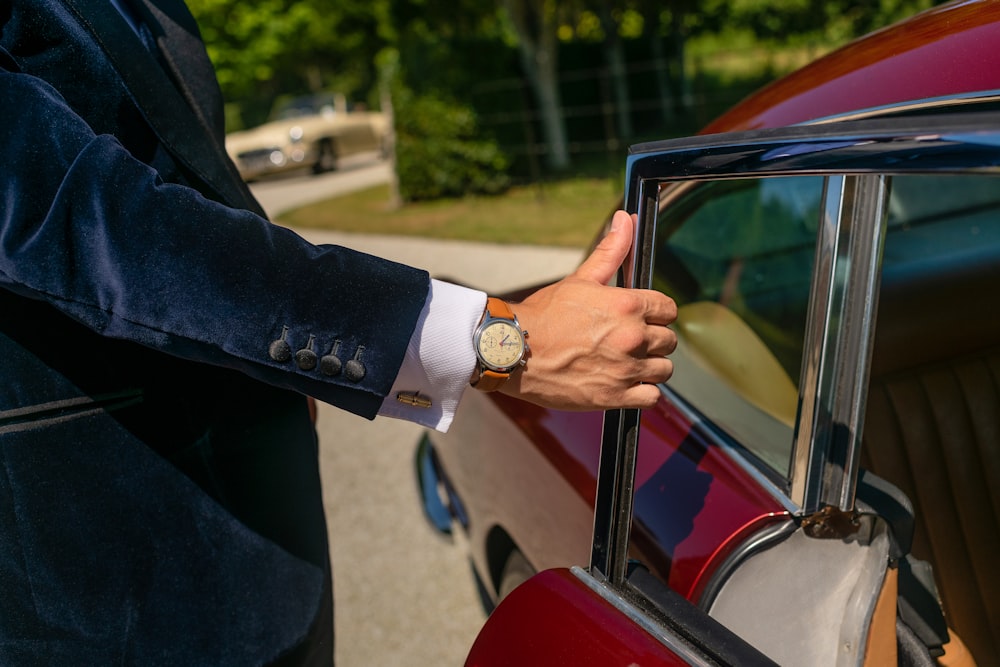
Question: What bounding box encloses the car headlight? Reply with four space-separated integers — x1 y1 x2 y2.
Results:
289 126 304 142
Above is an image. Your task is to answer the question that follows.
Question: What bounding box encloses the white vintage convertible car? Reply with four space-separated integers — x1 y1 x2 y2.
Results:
225 93 387 181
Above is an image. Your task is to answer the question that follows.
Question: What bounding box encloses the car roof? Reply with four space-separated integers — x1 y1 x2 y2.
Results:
702 0 1000 134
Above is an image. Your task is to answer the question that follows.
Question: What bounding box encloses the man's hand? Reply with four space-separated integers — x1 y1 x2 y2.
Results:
502 210 677 410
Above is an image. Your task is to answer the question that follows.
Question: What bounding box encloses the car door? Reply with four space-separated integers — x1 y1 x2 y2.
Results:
466 109 1000 666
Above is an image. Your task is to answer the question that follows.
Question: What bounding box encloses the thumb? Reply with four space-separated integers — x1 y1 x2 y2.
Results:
573 210 634 285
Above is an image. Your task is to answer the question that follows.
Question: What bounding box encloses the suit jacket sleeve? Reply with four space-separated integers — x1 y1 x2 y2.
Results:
0 51 430 420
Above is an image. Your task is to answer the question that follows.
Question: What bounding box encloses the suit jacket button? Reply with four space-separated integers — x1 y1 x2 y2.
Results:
269 326 292 362
344 346 366 382
295 335 318 371
321 340 343 376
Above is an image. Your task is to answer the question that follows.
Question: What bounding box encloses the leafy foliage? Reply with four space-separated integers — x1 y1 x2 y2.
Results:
188 0 952 195
394 89 511 201
187 0 387 126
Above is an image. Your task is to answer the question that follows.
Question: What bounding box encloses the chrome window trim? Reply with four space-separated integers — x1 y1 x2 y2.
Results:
803 90 1000 126
627 109 1000 172
791 175 840 505
592 175 657 585
790 175 889 512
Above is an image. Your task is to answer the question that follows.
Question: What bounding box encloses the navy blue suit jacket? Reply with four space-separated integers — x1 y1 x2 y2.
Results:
0 0 429 663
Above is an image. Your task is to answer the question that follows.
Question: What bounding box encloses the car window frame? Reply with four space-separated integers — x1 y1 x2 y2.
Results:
792 172 889 514
591 110 1000 589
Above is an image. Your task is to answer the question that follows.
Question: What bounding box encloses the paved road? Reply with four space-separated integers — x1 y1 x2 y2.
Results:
250 155 392 219
250 169 584 666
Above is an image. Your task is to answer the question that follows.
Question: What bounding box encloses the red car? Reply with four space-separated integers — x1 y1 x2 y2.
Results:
418 2 1000 664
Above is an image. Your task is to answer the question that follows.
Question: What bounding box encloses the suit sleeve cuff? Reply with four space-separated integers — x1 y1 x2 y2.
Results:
377 279 486 432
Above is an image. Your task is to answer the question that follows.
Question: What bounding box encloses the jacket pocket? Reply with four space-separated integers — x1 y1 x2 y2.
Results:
0 389 144 435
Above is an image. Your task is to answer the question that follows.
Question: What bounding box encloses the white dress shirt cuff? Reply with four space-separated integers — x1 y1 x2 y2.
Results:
377 279 486 432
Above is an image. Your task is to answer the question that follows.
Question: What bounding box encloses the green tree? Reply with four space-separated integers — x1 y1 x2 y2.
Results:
501 0 572 170
187 0 386 126
392 87 511 201
375 2 514 200
383 0 510 96
572 0 637 144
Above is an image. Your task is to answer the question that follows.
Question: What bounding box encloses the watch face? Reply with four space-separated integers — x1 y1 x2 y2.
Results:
477 320 525 371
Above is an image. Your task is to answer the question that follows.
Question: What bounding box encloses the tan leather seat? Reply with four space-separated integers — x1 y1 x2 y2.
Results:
674 301 798 427
860 259 1000 663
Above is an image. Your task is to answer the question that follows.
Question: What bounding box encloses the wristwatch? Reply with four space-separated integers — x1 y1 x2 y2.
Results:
471 297 528 392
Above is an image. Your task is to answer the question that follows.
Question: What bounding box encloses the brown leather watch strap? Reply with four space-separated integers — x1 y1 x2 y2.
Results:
485 296 514 321
471 298 520 392
473 369 509 392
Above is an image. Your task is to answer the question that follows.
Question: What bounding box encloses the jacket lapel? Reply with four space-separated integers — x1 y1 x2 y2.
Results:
131 0 226 138
57 0 264 216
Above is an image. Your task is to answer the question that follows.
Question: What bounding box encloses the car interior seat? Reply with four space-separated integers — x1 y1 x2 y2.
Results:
860 248 1000 663
673 301 798 428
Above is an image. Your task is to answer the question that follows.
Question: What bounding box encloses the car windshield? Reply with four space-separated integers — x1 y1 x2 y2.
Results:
273 95 338 120
652 172 1000 481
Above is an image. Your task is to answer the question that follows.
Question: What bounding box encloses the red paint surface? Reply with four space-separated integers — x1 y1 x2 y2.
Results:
704 0 1000 133
488 392 785 600
466 569 693 667
634 401 786 599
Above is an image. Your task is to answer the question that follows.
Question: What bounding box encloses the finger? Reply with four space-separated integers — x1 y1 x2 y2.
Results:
636 290 678 326
644 326 678 358
621 355 673 385
618 382 666 410
612 355 673 389
638 357 674 385
573 210 634 285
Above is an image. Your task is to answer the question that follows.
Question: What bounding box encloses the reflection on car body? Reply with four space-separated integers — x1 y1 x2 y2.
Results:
417 1 1000 665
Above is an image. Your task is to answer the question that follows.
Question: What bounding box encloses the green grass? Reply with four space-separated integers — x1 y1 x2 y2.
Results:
276 177 622 248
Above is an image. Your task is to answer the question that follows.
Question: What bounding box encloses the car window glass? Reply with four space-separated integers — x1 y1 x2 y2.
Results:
872 172 1000 376
884 173 1000 264
653 176 825 477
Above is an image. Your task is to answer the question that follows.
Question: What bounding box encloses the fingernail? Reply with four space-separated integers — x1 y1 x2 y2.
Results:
611 213 623 233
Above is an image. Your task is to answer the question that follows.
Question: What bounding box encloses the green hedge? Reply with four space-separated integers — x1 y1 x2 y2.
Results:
395 92 511 201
